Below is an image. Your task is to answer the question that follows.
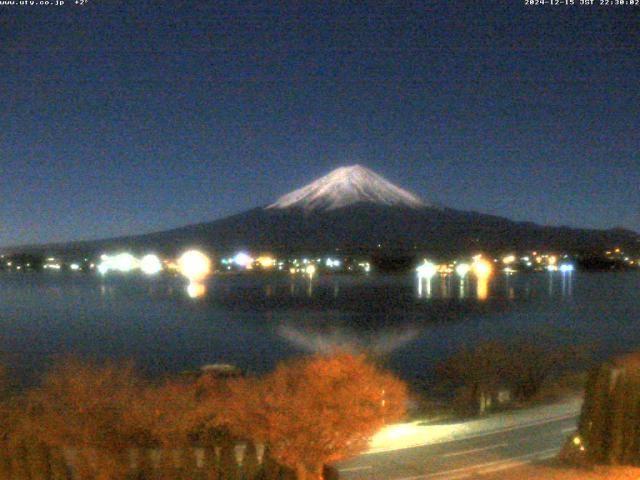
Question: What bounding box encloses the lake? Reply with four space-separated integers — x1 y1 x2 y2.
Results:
1 270 638 390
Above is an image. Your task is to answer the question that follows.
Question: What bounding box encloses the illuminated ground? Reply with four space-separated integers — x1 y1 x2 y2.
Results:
337 397 583 479
478 463 640 480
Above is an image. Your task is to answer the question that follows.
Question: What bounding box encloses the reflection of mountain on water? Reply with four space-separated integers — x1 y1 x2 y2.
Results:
276 313 421 354
201 276 527 355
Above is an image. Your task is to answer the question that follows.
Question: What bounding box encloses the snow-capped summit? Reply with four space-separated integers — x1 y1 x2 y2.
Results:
267 165 427 211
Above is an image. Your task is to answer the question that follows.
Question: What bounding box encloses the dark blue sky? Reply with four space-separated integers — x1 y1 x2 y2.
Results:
1 1 639 246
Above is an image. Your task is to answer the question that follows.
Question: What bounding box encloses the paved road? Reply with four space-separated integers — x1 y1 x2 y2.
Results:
337 403 580 480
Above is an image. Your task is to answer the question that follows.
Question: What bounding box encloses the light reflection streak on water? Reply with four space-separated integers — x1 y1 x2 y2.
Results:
178 269 575 303
560 270 574 297
476 276 489 300
186 281 207 298
417 278 432 298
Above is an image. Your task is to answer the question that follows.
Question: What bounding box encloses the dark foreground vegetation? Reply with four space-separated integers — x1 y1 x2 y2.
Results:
561 353 640 467
0 354 407 480
435 339 589 417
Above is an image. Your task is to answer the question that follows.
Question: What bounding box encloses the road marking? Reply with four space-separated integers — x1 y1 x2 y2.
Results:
394 447 561 480
366 412 578 455
442 443 507 458
561 426 577 433
339 465 372 472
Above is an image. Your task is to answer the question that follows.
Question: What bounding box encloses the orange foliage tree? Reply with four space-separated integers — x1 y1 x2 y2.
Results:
21 358 143 480
126 378 202 448
220 352 407 480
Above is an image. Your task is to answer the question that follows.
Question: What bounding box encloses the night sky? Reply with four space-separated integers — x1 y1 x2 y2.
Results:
2 1 639 246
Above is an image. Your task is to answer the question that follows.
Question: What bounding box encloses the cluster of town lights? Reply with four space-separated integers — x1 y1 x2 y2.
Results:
416 257 492 281
414 253 578 300
416 255 574 279
97 250 214 298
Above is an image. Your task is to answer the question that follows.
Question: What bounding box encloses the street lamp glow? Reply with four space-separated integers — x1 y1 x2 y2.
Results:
305 264 316 277
113 253 138 273
325 258 341 268
471 257 493 278
256 255 276 268
97 252 138 275
455 263 471 278
559 263 574 273
502 255 516 265
178 250 211 282
416 260 437 280
232 252 253 268
97 262 110 275
140 254 163 275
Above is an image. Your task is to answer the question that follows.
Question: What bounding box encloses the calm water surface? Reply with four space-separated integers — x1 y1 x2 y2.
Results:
1 271 638 389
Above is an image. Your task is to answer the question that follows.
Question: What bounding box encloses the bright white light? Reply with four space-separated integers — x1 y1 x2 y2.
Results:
113 253 138 272
546 264 558 272
471 258 493 277
140 254 163 275
70 263 80 271
325 258 341 268
305 264 316 277
559 263 574 273
416 260 437 280
455 263 471 278
232 252 253 268
97 252 138 275
97 262 110 275
178 250 211 282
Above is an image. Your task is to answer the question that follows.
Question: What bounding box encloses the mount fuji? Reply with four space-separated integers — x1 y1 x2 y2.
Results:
11 165 639 259
267 165 426 211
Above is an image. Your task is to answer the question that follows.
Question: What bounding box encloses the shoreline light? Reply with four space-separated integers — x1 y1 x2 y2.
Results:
232 252 253 268
178 250 211 282
455 263 471 278
97 252 138 275
305 264 316 277
559 263 575 273
502 255 516 265
416 260 437 280
113 253 138 273
140 254 163 275
471 257 493 277
256 255 276 269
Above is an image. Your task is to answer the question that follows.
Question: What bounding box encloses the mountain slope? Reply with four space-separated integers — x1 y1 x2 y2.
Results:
5 166 638 258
